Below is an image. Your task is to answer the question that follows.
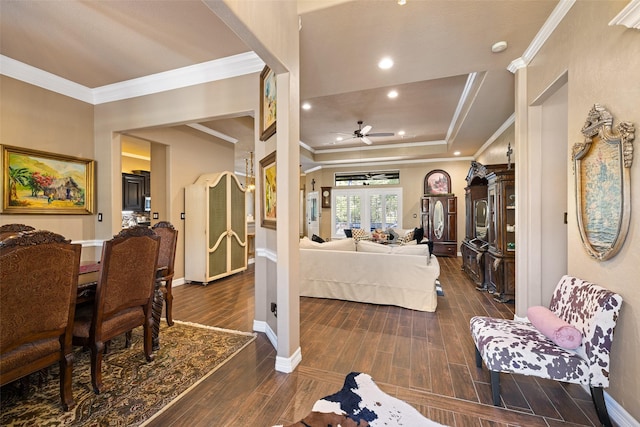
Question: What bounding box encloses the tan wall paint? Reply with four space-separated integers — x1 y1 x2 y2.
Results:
476 123 515 166
524 1 640 418
0 76 97 259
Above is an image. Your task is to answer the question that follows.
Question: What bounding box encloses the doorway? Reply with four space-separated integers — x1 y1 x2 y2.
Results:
306 191 319 238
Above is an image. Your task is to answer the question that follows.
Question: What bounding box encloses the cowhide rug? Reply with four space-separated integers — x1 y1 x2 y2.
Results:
277 372 448 427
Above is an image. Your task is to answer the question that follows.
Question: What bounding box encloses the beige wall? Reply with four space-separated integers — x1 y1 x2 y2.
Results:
523 1 640 418
476 123 514 166
0 76 99 260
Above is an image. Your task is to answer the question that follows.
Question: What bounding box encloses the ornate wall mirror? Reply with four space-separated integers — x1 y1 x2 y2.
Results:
572 104 634 260
433 200 445 239
475 199 488 240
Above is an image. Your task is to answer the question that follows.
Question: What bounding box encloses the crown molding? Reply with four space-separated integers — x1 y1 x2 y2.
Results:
609 0 640 29
1 51 264 105
316 139 446 155
508 0 576 73
1 55 94 103
474 113 516 158
93 52 264 104
187 123 238 144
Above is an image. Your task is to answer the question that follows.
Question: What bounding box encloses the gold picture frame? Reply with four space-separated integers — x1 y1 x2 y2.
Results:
2 145 95 214
259 65 277 141
260 151 277 229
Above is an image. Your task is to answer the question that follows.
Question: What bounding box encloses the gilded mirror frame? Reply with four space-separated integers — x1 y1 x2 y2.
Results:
572 104 634 260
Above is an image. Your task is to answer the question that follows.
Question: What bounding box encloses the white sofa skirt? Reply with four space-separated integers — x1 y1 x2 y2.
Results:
299 249 440 312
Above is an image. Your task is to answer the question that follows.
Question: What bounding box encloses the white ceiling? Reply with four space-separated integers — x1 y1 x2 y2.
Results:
0 0 561 174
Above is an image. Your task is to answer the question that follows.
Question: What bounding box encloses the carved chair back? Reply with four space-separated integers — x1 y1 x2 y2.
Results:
0 230 81 410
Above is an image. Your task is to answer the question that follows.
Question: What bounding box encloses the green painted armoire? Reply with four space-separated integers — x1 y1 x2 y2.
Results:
185 171 247 284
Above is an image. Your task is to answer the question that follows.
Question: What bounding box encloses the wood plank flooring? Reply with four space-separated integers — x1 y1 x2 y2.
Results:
147 257 602 426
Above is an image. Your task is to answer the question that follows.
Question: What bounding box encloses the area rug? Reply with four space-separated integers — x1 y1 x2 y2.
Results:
276 372 448 427
436 279 444 296
0 321 256 426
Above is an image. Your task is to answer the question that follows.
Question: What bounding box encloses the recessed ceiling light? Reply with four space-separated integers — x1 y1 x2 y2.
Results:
302 102 311 110
387 90 398 99
491 41 508 53
398 130 406 136
336 137 343 142
397 0 407 5
454 151 461 156
378 57 394 70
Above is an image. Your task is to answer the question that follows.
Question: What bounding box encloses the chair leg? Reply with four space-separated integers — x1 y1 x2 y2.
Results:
490 370 501 406
59 351 75 411
91 341 105 394
475 346 483 368
125 331 132 348
590 386 612 427
143 318 156 362
164 279 174 326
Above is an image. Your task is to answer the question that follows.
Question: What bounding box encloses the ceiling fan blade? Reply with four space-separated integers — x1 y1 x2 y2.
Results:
360 125 372 135
361 136 373 145
368 132 394 137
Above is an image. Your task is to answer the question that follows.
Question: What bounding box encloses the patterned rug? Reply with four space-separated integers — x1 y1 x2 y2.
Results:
276 372 448 426
0 321 256 426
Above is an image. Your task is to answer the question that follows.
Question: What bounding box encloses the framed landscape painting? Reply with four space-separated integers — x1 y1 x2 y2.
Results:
260 151 276 229
259 65 277 141
2 145 95 214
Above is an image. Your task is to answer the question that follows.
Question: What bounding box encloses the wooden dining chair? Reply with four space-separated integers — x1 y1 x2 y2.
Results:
0 230 81 411
0 223 35 240
151 221 178 326
72 226 160 394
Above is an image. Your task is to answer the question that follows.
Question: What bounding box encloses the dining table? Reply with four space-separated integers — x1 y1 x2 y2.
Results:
77 261 165 351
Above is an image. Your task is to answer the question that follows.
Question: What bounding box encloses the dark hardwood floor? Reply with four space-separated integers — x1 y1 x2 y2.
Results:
147 257 601 426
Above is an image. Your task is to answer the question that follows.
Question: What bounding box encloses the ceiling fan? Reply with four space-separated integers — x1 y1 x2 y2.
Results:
339 120 394 145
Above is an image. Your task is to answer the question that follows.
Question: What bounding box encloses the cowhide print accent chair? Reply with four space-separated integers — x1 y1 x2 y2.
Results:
470 275 622 427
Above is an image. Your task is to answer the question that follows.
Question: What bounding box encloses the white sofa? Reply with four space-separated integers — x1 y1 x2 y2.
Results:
299 238 440 312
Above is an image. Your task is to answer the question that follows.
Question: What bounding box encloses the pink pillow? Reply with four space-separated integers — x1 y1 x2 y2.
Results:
527 306 583 350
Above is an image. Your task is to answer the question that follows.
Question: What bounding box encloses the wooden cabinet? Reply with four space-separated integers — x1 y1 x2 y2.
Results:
486 168 515 303
460 162 507 288
421 195 457 257
184 171 247 284
122 173 145 211
132 170 151 196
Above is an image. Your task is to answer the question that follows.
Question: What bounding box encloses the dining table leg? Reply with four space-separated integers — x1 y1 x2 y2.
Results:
152 284 164 351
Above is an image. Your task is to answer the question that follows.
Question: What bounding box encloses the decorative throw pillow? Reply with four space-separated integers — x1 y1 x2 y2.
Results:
299 236 322 249
413 227 424 243
311 234 325 243
398 231 415 244
386 228 399 243
344 229 353 238
527 305 583 349
351 228 371 241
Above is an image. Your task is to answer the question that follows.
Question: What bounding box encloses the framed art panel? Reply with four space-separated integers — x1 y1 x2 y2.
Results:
2 145 95 214
572 104 634 260
424 169 452 195
259 65 277 141
260 151 277 229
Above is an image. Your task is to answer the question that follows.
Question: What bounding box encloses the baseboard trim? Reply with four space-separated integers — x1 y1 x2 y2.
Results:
583 385 639 427
275 347 302 373
253 320 278 350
